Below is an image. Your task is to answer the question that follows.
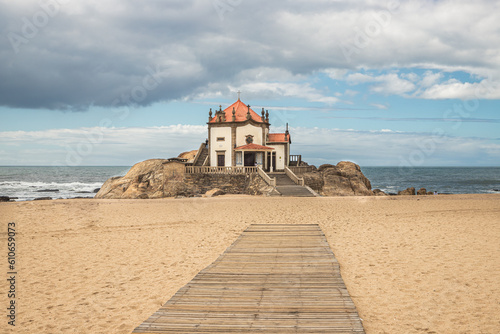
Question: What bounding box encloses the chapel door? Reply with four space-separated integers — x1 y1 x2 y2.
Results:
266 152 276 171
217 153 225 167
244 152 255 166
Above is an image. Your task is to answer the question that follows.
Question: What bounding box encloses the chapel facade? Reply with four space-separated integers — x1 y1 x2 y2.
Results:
207 98 291 172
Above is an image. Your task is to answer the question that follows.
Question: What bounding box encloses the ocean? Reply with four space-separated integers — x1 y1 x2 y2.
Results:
363 166 500 195
0 166 130 201
0 166 499 201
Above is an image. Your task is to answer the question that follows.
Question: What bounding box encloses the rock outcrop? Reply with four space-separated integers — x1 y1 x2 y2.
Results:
302 161 373 196
373 189 388 196
34 197 52 201
417 187 427 195
95 159 168 199
398 187 416 196
95 158 273 199
178 150 198 163
95 158 375 199
205 188 225 197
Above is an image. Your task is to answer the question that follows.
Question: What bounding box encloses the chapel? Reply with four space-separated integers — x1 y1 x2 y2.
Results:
206 97 292 172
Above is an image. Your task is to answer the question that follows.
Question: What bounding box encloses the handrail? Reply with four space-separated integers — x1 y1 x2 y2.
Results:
192 142 206 166
285 166 304 186
288 166 314 174
186 166 257 174
257 166 276 187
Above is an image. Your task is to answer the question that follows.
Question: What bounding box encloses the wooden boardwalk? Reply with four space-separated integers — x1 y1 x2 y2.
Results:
133 224 365 333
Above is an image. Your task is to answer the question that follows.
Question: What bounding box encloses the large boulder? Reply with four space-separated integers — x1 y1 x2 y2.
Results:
303 161 373 196
205 188 225 197
178 150 198 163
95 159 168 199
417 187 427 195
373 189 388 196
398 187 416 196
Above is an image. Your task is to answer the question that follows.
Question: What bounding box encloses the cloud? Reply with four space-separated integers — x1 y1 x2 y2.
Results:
346 73 416 95
370 103 389 110
291 127 500 166
235 82 339 104
419 71 444 88
344 70 500 100
0 125 206 165
1 0 499 110
418 78 500 100
321 116 500 124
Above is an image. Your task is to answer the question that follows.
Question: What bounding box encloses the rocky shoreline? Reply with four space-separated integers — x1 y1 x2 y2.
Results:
90 158 448 200
2 159 473 202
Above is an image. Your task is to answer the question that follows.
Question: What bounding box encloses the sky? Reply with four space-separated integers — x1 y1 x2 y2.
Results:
0 0 499 167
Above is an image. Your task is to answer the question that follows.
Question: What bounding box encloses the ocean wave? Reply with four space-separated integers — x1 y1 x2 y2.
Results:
0 181 103 189
0 181 104 201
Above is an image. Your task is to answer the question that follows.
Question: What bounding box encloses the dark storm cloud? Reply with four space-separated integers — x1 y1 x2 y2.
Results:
1 0 499 110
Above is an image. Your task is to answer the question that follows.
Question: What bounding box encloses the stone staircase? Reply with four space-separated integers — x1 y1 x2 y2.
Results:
193 146 209 166
268 172 317 197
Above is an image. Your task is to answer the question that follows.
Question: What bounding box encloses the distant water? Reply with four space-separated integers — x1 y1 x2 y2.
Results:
0 166 130 201
0 166 499 201
362 166 500 195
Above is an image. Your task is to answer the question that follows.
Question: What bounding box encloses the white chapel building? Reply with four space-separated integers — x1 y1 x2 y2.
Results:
206 97 291 172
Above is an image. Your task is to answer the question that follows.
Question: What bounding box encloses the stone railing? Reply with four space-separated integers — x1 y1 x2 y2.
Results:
288 166 315 174
258 166 276 187
185 166 257 174
289 154 302 166
285 166 304 186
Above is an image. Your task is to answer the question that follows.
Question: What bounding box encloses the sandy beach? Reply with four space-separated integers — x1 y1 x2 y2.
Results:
1 194 499 333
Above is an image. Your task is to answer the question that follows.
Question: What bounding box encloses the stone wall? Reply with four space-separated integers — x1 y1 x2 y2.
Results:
183 173 250 195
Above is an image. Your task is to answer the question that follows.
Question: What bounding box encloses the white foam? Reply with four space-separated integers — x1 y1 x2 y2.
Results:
0 181 103 201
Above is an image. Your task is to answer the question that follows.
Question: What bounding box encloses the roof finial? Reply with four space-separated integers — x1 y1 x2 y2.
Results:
237 90 241 100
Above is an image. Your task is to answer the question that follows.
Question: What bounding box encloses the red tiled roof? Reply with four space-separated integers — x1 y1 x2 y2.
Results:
234 143 274 151
209 99 265 123
267 133 290 143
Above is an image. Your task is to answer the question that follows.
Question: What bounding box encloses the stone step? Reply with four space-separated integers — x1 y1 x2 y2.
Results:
268 173 296 186
194 148 209 166
276 185 316 197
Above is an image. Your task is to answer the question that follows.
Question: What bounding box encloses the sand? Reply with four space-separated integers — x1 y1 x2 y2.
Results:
1 194 499 333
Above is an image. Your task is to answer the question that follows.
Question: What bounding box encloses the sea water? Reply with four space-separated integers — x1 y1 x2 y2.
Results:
0 166 499 201
363 166 500 195
0 166 130 201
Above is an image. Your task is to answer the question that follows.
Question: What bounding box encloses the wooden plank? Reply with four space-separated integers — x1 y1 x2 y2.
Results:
132 224 365 333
